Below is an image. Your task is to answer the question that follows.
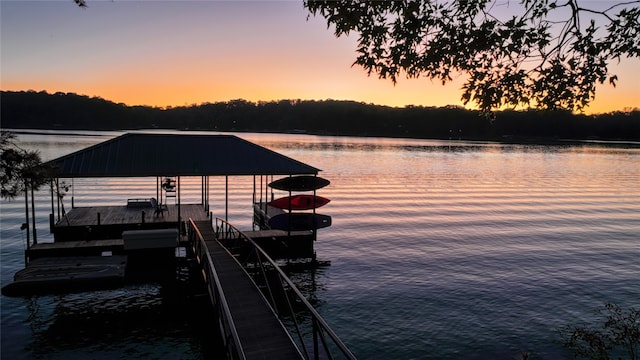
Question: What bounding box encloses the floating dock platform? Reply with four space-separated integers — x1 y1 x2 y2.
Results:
1 255 127 297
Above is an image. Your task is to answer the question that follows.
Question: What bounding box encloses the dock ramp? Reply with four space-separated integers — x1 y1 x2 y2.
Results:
188 218 357 360
190 220 303 359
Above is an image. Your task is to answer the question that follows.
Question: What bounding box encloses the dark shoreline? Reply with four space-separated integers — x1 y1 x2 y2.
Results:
6 127 640 149
3 90 639 145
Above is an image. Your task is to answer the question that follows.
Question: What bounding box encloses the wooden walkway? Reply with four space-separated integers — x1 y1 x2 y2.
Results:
193 221 303 360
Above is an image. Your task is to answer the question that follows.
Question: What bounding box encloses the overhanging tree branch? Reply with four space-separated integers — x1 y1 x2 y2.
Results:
1 131 52 200
304 0 640 112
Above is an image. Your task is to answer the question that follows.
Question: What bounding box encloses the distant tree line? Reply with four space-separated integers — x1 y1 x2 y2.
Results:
1 90 639 142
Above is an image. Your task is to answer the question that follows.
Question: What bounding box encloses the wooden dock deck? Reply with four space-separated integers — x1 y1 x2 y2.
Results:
193 220 303 359
53 204 209 241
56 204 209 227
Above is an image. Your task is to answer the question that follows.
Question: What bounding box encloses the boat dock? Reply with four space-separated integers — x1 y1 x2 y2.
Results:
4 133 353 359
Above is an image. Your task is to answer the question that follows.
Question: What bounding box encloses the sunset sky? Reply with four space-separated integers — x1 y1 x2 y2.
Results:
1 1 638 114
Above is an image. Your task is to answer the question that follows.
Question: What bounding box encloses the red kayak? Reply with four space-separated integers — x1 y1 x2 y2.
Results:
268 195 331 210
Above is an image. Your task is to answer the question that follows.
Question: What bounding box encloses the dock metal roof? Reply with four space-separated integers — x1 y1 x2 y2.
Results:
45 133 320 178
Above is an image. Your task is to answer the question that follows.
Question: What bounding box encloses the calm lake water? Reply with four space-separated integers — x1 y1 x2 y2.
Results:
1 130 639 359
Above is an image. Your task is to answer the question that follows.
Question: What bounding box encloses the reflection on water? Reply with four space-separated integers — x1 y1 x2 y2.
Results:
20 283 220 359
2 131 639 359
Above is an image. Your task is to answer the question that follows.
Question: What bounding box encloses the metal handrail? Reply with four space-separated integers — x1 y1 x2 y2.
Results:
187 218 246 360
214 217 357 360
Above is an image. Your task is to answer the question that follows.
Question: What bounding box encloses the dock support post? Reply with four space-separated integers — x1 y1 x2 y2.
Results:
253 176 257 230
259 175 263 204
55 179 61 222
50 180 55 223
23 180 30 265
264 176 269 216
49 181 55 232
177 176 182 232
207 176 210 214
203 175 210 214
97 212 101 225
31 179 37 245
225 176 228 222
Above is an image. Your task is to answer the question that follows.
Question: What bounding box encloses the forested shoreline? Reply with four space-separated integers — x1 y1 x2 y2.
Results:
2 90 639 142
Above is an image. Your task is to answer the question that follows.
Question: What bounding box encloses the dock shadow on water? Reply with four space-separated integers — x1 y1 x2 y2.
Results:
21 280 224 359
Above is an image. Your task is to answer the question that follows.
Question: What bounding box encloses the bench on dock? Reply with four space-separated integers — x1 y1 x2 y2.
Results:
122 228 178 250
126 198 168 217
127 198 155 208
